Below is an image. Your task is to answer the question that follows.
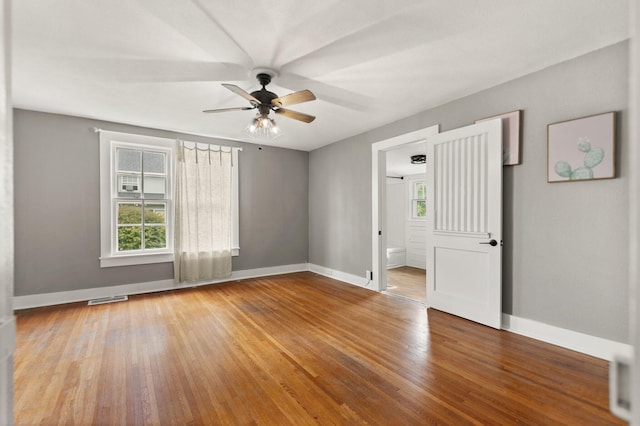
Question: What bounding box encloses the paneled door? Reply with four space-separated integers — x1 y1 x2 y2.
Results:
426 119 502 329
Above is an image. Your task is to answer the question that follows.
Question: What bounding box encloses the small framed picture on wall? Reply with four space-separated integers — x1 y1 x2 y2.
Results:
547 112 615 182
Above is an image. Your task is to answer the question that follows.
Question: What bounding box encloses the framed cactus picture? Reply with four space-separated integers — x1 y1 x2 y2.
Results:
547 112 616 182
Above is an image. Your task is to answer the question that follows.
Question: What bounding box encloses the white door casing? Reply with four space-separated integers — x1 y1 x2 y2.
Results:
0 0 15 424
371 125 439 292
426 119 502 329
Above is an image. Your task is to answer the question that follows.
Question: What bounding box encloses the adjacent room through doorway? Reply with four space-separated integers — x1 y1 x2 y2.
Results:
386 266 426 303
384 142 427 304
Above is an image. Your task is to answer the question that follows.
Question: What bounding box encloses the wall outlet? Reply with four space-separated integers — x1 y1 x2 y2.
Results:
365 270 373 280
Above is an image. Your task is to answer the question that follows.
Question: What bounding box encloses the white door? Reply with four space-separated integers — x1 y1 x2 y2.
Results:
426 119 502 329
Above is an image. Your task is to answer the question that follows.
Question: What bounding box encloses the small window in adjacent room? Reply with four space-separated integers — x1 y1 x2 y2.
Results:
411 180 426 219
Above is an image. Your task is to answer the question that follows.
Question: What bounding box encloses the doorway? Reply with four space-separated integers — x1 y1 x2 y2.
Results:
371 125 438 302
384 143 428 303
386 266 427 303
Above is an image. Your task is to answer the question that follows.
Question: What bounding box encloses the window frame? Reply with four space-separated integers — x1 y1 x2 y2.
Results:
100 131 176 267
100 131 241 268
112 145 172 255
410 179 427 220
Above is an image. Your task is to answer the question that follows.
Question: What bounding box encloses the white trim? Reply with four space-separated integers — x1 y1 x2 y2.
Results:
502 313 632 361
99 252 173 268
630 1 640 424
13 263 308 310
0 317 15 361
371 125 439 292
307 263 374 290
0 2 14 423
232 148 240 254
110 142 173 256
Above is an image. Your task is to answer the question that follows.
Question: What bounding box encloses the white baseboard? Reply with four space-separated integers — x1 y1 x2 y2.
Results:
307 265 631 361
502 313 632 361
307 263 375 290
13 262 631 362
13 263 308 310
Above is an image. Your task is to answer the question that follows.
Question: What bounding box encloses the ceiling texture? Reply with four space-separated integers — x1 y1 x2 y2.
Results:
13 0 629 152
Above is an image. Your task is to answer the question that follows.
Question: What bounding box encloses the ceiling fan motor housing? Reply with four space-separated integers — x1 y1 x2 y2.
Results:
251 73 278 115
256 72 272 87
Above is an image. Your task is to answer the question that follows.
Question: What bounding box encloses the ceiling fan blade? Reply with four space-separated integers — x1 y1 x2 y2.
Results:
203 106 255 113
274 108 316 123
222 84 260 106
271 89 316 108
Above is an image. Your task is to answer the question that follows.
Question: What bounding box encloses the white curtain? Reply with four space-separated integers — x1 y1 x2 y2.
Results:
174 141 232 282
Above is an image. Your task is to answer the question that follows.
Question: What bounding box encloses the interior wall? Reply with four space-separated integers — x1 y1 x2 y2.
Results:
309 41 629 343
13 109 309 296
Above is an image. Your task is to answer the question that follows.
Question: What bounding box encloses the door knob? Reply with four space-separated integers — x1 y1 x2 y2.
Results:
480 239 498 246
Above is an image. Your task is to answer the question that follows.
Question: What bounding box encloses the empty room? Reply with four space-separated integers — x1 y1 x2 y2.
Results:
1 0 638 424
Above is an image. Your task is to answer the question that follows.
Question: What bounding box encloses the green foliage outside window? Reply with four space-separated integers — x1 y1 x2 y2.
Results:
144 226 167 249
413 181 427 218
118 226 142 251
117 204 166 251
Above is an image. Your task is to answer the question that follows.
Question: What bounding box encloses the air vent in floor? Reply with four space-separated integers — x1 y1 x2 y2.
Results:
88 295 128 306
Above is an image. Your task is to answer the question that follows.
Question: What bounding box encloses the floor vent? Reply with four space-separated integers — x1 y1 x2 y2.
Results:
88 295 128 306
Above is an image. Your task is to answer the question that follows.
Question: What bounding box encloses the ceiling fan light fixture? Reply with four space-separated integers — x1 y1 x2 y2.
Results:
246 113 280 140
411 154 426 164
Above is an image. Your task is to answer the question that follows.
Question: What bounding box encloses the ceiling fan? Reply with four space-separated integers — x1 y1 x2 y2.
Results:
203 70 316 128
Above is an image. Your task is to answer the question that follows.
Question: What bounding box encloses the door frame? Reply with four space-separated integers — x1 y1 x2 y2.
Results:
371 124 439 293
0 0 14 424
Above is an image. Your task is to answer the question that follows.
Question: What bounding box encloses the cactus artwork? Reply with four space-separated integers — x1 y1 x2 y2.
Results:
547 112 615 182
554 137 605 180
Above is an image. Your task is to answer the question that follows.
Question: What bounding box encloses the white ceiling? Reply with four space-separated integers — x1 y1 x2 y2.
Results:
12 0 629 152
386 142 427 178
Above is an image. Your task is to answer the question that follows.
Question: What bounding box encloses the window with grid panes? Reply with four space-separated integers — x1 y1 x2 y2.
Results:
411 181 426 219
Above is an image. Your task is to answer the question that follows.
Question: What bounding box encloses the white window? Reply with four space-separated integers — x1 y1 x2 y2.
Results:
411 180 426 219
114 145 171 254
99 130 240 268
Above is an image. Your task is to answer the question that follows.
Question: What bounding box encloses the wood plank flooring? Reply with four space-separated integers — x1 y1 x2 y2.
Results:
14 272 622 425
386 266 427 303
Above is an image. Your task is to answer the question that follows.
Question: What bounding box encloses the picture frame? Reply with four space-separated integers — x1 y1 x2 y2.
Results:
475 110 522 166
547 112 615 183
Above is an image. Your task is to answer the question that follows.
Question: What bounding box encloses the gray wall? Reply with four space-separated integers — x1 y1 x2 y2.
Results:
13 109 309 296
309 41 629 343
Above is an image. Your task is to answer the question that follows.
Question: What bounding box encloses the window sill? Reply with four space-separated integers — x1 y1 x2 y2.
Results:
100 252 174 268
100 248 240 268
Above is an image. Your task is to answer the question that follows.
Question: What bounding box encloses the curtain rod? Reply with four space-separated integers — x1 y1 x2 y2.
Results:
94 127 242 151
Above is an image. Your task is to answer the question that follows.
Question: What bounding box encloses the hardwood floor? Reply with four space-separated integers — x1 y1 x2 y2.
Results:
386 266 427 303
14 272 622 425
